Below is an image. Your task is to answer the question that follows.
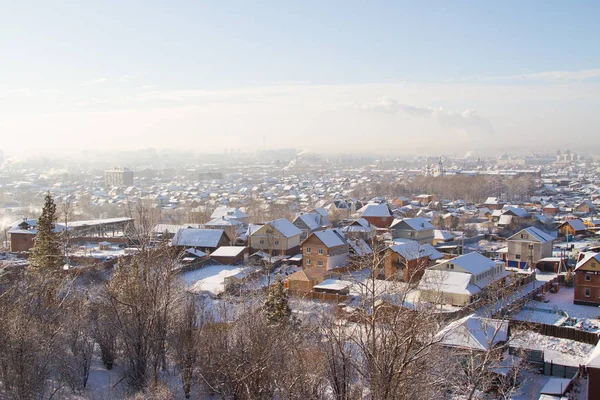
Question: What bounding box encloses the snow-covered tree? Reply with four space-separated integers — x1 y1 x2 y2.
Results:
263 274 292 325
29 192 63 270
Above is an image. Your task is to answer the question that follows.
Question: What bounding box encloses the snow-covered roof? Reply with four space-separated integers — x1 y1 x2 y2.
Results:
438 252 498 275
205 218 243 227
503 206 530 219
434 230 455 241
68 217 133 227
268 218 302 238
389 241 443 261
185 248 207 258
294 213 320 230
575 252 600 271
210 206 248 220
313 279 353 291
171 228 226 248
348 238 373 256
562 219 587 232
341 218 373 232
436 314 508 351
539 378 572 396
313 229 347 248
390 217 434 231
418 269 477 295
497 214 513 226
210 246 246 257
508 227 555 243
484 197 501 205
360 203 391 217
154 223 201 234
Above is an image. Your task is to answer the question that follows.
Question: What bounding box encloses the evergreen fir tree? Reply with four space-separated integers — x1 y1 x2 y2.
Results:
29 192 63 270
263 274 292 325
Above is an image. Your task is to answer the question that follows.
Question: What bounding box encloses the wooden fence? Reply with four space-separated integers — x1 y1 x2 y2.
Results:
510 319 599 345
287 290 348 303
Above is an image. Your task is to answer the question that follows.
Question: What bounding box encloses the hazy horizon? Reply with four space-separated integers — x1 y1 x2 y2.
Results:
2 1 599 155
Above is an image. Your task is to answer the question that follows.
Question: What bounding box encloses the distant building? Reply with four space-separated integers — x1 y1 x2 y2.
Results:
105 168 134 187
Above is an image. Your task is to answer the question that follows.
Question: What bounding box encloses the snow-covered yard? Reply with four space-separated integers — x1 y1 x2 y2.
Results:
180 265 247 295
511 330 595 366
513 286 600 332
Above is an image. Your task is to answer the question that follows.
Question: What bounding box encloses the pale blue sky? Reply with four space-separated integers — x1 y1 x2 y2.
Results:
1 1 599 154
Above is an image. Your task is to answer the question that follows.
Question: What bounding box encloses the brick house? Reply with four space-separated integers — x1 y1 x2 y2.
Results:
573 252 600 306
359 203 394 229
383 241 442 282
301 229 350 270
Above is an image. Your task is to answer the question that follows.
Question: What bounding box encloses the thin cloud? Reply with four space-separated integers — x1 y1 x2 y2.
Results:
81 77 108 87
469 69 600 82
1 88 35 97
362 97 495 137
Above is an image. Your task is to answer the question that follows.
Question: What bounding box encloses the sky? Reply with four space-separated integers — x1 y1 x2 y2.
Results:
1 1 599 156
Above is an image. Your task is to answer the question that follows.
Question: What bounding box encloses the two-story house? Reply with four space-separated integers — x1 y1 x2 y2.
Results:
340 218 376 241
301 229 350 270
359 203 394 229
384 241 443 282
248 218 303 256
389 217 435 244
418 252 509 306
293 212 326 241
574 252 600 306
506 227 554 269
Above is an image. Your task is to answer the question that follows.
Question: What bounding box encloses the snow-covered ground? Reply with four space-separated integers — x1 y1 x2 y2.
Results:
513 286 600 332
511 330 595 366
180 265 247 295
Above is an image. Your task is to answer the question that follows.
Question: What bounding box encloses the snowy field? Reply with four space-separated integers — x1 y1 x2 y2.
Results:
180 265 247 295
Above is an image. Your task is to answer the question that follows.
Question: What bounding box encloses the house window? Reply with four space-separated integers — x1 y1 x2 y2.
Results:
515 254 521 260
260 239 265 245
450 264 454 269
585 288 591 297
586 274 591 281
317 261 323 267
593 263 597 268
274 240 279 246
306 247 311 254
307 259 312 265
318 248 324 255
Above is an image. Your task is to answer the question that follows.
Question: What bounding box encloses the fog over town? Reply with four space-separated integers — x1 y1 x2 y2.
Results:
1 1 600 399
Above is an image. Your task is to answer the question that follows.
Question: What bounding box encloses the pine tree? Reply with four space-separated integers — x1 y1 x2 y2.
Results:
29 192 63 270
263 274 292 325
